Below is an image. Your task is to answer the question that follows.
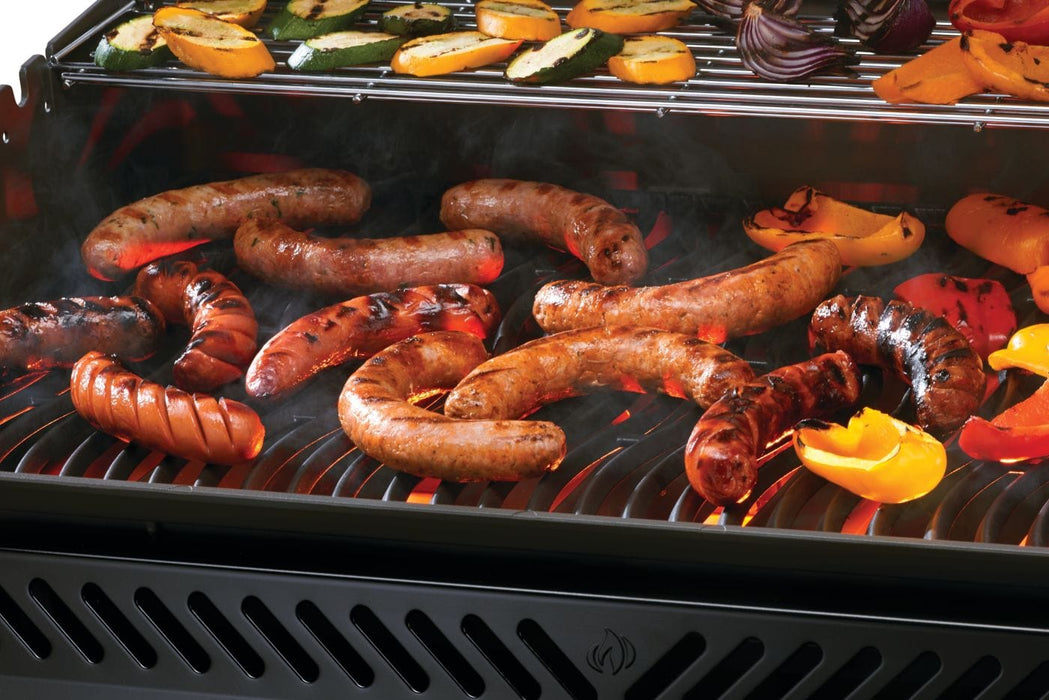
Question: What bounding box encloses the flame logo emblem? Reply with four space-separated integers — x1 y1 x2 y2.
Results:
586 628 636 675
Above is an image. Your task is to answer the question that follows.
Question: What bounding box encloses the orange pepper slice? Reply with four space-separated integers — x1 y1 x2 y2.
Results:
153 7 274 78
391 31 523 76
988 324 1049 376
607 35 695 84
872 37 984 105
566 0 696 34
174 0 268 28
476 0 562 41
961 29 1049 102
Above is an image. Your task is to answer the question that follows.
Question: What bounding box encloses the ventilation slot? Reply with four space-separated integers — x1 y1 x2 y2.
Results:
28 578 103 664
809 646 881 700
0 583 50 659
297 601 373 688
1004 660 1049 700
745 641 823 700
407 609 484 698
518 618 596 700
938 655 1002 700
626 631 705 700
871 650 941 699
81 583 156 669
134 587 211 673
188 592 264 679
684 637 764 699
351 604 429 693
241 596 318 683
462 613 541 700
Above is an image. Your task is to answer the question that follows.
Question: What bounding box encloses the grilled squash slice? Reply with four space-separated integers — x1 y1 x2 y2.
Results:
391 31 522 76
607 34 695 83
94 15 173 71
153 7 276 78
476 0 562 41
268 0 372 40
380 3 456 36
567 0 696 34
505 28 623 83
175 0 268 27
288 31 406 70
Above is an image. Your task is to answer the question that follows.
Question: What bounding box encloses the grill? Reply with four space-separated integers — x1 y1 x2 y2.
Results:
4 1 1049 698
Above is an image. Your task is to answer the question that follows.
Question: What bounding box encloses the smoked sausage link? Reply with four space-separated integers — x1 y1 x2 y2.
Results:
70 351 265 465
338 331 565 482
685 351 863 506
440 179 648 285
810 294 986 436
82 168 372 281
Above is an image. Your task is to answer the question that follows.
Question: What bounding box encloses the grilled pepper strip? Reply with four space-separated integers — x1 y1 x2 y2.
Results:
959 378 1049 462
988 324 1049 376
794 407 947 503
949 0 1049 44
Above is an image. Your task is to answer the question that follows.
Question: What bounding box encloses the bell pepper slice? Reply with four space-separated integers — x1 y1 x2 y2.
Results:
960 30 1049 103
945 193 1049 275
988 324 1049 376
959 378 1049 462
894 274 1017 361
743 186 925 267
566 0 696 34
153 7 275 78
872 37 985 106
949 0 1049 44
794 408 947 504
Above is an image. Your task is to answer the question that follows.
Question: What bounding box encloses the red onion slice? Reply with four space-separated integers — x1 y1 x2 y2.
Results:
737 2 855 81
836 0 934 53
698 0 800 24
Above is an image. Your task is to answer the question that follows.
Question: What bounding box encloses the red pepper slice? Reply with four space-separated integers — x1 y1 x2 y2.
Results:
894 273 1017 360
949 0 1049 44
959 378 1049 462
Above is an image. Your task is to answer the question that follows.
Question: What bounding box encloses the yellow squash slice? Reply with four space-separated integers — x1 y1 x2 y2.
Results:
391 31 522 76
607 35 695 84
476 0 562 41
153 7 275 78
174 0 268 28
567 0 696 34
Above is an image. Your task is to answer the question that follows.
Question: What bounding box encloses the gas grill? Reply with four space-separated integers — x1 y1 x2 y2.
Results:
3 1 1049 698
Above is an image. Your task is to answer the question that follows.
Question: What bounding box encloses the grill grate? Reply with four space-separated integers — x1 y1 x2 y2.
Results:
47 2 1049 130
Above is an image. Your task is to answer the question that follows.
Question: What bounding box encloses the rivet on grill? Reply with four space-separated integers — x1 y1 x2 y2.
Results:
1 132 8 145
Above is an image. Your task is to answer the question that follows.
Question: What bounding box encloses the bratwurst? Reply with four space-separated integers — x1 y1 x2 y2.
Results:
338 331 565 482
82 168 371 281
532 240 842 341
440 179 648 285
444 326 754 420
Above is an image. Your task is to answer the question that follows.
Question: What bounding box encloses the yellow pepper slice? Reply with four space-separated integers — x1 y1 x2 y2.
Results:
988 324 1049 376
794 408 947 504
153 7 275 78
743 186 925 267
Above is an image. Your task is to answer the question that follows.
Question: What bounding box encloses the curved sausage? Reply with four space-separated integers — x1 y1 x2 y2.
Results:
810 294 986 436
247 284 501 399
234 219 504 297
445 326 754 420
0 296 165 372
440 179 648 285
134 261 259 393
685 351 863 506
70 351 265 465
532 240 842 341
338 331 565 482
82 168 372 281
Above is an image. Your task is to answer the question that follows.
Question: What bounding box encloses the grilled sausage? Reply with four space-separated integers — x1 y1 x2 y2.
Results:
82 168 372 281
685 351 863 506
532 240 842 340
0 296 165 372
134 261 259 393
70 351 265 465
809 294 986 436
247 284 501 399
234 219 504 297
445 326 754 420
338 331 565 482
440 179 648 285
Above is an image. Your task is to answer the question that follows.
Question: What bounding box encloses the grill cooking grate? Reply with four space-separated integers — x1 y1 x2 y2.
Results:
47 2 1049 130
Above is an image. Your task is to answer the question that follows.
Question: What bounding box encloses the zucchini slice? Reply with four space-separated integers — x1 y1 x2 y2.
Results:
391 31 523 76
288 31 406 70
94 15 172 71
475 0 561 41
607 34 695 83
154 6 276 78
175 0 268 28
268 0 372 40
379 3 456 36
505 27 622 84
566 0 696 34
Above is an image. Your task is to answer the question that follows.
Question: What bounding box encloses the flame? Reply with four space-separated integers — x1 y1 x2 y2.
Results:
0 406 32 428
644 212 673 251
702 507 724 525
841 499 880 535
407 477 441 504
439 314 487 338
548 448 622 512
617 374 644 394
741 467 801 525
602 170 638 191
661 375 687 400
696 325 729 344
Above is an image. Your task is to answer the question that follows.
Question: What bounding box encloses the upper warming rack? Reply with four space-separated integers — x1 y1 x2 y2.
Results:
47 1 1049 131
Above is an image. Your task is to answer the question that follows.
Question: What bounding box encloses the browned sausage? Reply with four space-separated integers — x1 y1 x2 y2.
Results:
440 179 648 285
0 296 165 372
532 240 842 341
233 219 504 297
70 351 265 465
338 331 565 482
134 261 259 393
444 326 754 420
685 351 863 506
82 169 372 281
809 294 986 436
247 284 501 399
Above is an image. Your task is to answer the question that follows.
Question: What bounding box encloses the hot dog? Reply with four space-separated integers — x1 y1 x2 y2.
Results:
532 240 842 341
685 351 863 506
439 179 648 285
82 168 371 281
338 331 565 482
0 296 165 372
247 284 500 399
445 326 754 420
134 261 259 393
234 220 504 297
809 294 986 436
70 351 264 465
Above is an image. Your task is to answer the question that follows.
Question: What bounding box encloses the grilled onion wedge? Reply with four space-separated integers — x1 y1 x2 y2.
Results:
380 3 456 36
175 0 268 27
608 34 695 83
153 7 276 78
268 0 372 40
505 27 623 83
391 31 523 76
94 15 172 71
288 31 406 70
476 0 562 41
567 0 696 34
